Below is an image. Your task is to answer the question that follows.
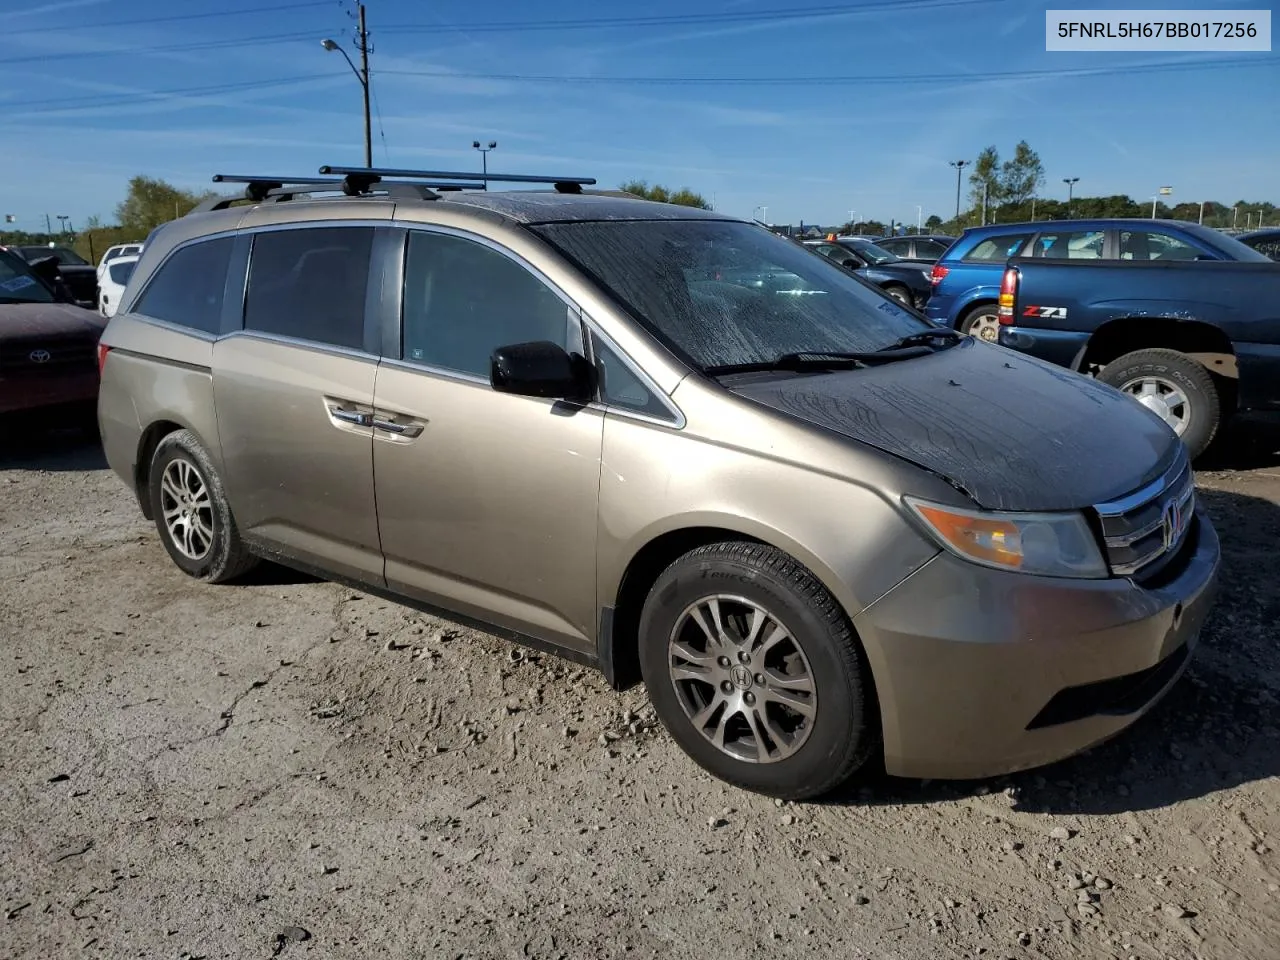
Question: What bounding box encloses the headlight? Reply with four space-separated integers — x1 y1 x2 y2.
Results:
904 497 1108 579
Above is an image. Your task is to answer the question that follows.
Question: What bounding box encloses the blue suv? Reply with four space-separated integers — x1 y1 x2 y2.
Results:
926 219 1257 341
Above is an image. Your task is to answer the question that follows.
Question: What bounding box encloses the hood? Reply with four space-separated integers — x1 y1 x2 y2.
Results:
728 338 1178 511
0 302 106 340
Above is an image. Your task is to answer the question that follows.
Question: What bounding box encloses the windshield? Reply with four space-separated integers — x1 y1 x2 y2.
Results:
531 219 929 370
0 251 55 304
843 239 901 264
20 245 88 265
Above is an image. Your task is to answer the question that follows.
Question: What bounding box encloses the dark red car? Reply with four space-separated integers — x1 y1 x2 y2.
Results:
0 248 105 422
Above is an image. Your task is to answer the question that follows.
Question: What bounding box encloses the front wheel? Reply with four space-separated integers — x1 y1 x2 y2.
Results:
1096 348 1221 459
883 285 911 306
638 542 878 800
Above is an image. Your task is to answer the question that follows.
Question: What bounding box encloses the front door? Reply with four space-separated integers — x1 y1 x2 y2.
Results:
212 224 384 583
372 229 604 654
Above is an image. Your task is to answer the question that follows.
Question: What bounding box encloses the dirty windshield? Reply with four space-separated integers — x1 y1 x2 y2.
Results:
531 220 928 370
0 251 54 304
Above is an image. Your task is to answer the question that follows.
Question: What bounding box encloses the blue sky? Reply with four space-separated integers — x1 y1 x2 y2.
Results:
2 0 1277 230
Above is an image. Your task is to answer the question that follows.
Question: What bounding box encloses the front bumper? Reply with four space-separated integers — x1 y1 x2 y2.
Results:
853 508 1220 779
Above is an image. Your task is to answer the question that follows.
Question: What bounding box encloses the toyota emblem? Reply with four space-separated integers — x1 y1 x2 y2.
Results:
29 349 51 364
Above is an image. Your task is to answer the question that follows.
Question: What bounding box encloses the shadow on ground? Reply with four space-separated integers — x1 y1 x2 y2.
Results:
832 483 1280 815
1199 413 1280 471
0 423 106 472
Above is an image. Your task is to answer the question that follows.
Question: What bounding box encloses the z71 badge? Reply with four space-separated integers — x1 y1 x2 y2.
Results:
1023 305 1068 319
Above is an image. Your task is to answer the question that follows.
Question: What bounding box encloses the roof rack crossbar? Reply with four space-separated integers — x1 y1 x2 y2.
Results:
319 165 596 192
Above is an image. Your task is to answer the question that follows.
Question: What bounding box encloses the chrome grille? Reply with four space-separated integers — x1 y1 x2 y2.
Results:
1094 452 1196 578
0 338 97 371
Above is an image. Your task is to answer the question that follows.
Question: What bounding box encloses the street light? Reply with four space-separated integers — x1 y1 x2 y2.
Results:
949 160 968 220
915 204 922 232
322 7 372 168
753 205 768 224
1062 177 1079 217
472 141 497 188
56 214 71 235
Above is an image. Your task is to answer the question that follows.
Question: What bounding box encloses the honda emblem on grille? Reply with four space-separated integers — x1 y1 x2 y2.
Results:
29 349 51 364
1160 497 1183 550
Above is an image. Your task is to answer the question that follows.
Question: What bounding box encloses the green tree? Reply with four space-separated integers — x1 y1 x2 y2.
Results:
999 140 1044 204
968 146 1002 211
619 180 712 209
115 176 216 235
924 214 944 232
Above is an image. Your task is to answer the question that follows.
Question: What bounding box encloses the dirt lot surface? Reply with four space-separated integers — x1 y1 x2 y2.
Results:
2 420 1279 960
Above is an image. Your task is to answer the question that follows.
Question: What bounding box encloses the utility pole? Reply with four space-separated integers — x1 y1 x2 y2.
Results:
949 160 968 221
45 213 52 234
322 2 372 168
358 3 371 168
1198 200 1206 225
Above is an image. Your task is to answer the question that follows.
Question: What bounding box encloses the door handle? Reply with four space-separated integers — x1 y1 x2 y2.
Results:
371 416 423 438
327 405 372 427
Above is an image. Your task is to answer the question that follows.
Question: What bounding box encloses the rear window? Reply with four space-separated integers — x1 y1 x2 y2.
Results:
133 236 233 333
107 260 137 285
531 219 927 370
963 233 1033 261
0 251 54 303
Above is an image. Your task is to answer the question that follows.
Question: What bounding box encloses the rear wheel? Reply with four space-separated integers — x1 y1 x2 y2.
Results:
959 304 1000 342
148 430 258 583
1096 348 1221 458
638 541 878 800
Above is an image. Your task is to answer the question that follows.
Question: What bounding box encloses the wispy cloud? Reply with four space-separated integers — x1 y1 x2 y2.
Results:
12 0 109 19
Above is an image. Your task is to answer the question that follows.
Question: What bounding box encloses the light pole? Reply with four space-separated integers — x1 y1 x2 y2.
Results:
753 205 768 224
472 141 497 188
949 160 968 220
1062 177 1079 217
848 209 856 231
56 214 70 235
322 3 372 168
915 204 922 232
1198 200 1206 225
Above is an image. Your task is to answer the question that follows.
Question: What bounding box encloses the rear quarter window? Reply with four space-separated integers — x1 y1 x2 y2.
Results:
962 233 1033 261
133 236 234 334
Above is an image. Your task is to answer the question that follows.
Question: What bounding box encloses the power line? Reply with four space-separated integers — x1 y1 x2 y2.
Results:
9 1 331 37
380 55 1279 86
381 0 1001 34
5 74 337 114
0 31 323 67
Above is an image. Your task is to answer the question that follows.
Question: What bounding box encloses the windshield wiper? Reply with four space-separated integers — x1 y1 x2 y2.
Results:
704 346 933 376
874 328 963 352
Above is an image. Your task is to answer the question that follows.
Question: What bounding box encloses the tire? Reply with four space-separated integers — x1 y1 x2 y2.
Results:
883 284 911 306
148 429 258 583
1096 348 1220 459
638 541 878 800
958 303 1000 342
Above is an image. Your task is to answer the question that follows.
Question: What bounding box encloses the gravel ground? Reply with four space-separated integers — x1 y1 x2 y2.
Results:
2 419 1279 960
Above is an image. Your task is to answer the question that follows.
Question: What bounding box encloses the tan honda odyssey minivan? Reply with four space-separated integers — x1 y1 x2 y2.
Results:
97 168 1219 799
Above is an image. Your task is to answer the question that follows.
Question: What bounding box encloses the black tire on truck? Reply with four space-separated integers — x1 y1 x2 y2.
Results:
1096 348 1221 459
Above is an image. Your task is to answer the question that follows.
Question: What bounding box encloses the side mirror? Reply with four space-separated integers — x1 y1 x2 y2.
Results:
491 340 593 402
840 257 862 270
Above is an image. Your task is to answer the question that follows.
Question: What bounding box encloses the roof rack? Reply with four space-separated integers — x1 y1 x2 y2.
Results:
318 165 596 194
191 174 484 214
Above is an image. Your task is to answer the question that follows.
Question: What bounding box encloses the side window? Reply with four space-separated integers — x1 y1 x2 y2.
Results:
401 230 578 378
964 233 1033 261
1251 238 1280 260
879 238 910 256
590 332 673 420
1119 231 1203 261
243 226 373 349
133 236 233 334
1029 229 1105 259
919 239 951 259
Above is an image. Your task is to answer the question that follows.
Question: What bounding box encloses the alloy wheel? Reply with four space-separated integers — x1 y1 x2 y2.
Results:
667 595 817 763
159 459 214 560
1120 375 1190 435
